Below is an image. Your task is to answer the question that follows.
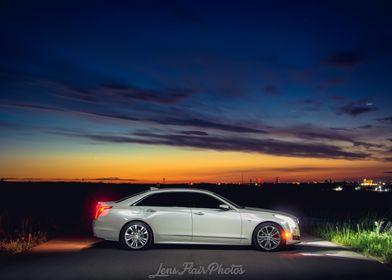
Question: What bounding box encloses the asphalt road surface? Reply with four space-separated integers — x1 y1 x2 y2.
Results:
0 234 391 280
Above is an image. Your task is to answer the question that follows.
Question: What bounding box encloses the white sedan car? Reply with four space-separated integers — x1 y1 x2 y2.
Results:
93 188 300 251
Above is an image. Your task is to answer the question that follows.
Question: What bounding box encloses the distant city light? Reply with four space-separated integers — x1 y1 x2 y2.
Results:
360 178 377 187
333 186 343 192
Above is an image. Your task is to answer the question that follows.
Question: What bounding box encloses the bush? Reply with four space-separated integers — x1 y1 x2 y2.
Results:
0 215 47 255
311 218 392 264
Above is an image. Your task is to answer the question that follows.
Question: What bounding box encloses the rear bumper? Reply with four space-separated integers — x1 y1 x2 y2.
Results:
92 219 119 241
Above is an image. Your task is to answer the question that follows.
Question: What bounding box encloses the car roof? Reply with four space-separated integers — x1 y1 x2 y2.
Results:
148 188 216 194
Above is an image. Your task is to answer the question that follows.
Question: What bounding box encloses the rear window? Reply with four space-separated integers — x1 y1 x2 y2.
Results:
135 192 191 207
115 190 149 203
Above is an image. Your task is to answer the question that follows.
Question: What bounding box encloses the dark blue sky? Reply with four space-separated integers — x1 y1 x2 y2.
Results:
1 0 392 181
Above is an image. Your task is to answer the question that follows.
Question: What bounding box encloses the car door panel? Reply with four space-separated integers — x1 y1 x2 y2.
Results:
141 206 192 242
191 208 242 243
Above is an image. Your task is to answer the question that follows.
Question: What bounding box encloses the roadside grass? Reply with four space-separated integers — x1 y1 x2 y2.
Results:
310 218 392 264
0 231 47 254
0 216 47 255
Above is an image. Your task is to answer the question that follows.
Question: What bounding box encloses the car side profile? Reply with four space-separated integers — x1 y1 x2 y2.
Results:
93 188 300 251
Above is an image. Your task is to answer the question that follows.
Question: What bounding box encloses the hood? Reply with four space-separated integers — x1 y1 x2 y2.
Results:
242 207 298 220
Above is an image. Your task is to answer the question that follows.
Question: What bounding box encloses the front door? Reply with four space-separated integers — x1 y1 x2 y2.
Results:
189 193 242 244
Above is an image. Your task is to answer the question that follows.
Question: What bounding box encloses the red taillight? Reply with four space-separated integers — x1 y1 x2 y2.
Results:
94 204 112 219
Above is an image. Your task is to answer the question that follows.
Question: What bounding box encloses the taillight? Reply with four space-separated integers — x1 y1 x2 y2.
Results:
94 203 112 219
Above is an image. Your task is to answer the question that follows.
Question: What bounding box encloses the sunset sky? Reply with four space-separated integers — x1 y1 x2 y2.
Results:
1 0 392 183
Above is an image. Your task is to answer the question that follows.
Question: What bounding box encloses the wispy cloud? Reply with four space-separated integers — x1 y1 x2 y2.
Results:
55 130 369 160
56 83 195 105
1 102 267 134
337 99 377 117
180 130 209 136
377 116 392 124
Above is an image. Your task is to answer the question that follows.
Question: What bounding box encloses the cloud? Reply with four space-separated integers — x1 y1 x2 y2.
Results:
337 100 377 117
2 99 381 160
323 50 366 68
154 117 267 133
353 141 384 149
271 124 356 143
329 127 352 132
329 125 374 131
355 124 373 129
2 103 67 112
385 171 392 174
180 130 209 136
2 102 267 134
57 83 194 105
377 116 392 124
92 111 267 134
57 130 368 160
220 166 342 175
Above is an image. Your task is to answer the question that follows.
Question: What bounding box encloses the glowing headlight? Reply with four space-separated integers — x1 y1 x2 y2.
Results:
274 214 297 230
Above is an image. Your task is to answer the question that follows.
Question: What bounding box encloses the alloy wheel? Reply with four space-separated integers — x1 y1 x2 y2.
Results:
256 224 281 250
124 224 149 249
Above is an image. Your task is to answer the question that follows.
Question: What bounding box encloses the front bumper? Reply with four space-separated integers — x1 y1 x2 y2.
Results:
286 225 301 245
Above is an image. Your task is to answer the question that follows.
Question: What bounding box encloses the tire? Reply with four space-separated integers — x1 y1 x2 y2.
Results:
120 221 153 250
252 222 285 251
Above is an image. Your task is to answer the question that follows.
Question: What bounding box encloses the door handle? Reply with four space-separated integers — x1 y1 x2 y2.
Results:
146 209 156 213
194 212 204 216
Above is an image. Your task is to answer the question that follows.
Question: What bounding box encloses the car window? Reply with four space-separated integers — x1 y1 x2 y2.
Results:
116 190 149 203
212 193 243 209
136 192 191 207
189 193 223 209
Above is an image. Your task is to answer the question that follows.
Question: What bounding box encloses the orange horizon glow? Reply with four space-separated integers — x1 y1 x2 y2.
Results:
1 144 391 183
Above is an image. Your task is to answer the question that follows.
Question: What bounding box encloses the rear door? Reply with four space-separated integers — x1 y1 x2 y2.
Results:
136 192 192 242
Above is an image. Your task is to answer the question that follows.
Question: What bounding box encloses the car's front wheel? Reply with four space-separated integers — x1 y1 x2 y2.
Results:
253 222 284 251
120 221 153 250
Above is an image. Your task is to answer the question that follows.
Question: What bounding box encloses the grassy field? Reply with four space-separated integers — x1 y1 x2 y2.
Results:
0 232 47 255
311 218 392 264
0 216 47 255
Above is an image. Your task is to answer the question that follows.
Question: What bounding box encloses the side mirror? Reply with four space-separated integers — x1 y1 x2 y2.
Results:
219 204 230 211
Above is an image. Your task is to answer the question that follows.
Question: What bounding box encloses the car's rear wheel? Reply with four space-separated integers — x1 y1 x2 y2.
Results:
120 221 152 250
253 222 284 251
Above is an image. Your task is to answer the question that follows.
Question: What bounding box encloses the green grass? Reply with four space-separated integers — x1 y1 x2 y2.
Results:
311 219 392 264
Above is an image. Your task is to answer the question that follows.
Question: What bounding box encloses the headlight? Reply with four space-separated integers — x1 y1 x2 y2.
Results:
274 214 297 230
